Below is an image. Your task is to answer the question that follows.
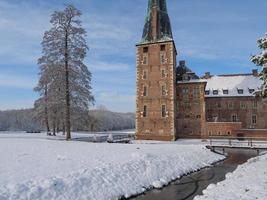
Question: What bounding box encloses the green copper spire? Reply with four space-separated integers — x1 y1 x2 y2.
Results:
141 0 173 44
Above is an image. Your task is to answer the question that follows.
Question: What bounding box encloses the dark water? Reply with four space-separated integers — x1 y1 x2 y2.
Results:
131 148 259 200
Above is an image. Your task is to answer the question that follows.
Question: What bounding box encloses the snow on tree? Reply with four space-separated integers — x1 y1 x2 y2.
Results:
251 33 267 98
35 5 94 140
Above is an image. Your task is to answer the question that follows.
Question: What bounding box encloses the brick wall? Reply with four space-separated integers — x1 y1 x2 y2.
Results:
176 82 206 138
205 122 242 137
232 129 267 138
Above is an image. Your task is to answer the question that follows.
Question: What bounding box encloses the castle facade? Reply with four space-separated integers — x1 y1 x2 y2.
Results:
136 0 267 141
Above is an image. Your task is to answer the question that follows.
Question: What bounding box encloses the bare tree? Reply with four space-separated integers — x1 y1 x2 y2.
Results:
36 5 94 140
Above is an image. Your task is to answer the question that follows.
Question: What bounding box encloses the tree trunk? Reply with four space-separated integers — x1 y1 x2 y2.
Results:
64 31 71 140
53 114 56 136
44 85 50 135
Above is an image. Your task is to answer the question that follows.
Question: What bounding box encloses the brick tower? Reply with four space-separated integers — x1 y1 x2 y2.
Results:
136 0 177 141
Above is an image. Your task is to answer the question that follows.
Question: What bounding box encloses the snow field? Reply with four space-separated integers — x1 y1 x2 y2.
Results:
195 153 267 200
0 133 224 200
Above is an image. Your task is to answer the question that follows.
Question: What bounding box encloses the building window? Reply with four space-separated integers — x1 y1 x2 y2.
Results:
183 88 189 98
196 115 201 119
232 115 237 122
213 90 218 95
237 89 244 94
161 105 166 118
249 89 255 94
143 85 147 96
142 54 148 65
143 47 148 53
228 102 234 109
205 90 210 95
143 105 147 117
161 84 167 96
193 88 200 98
252 101 257 109
240 102 246 109
160 52 166 64
223 90 229 95
216 102 222 109
161 69 166 78
252 114 257 124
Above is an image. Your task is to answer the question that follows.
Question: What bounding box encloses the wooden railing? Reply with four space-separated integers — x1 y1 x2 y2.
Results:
208 136 267 148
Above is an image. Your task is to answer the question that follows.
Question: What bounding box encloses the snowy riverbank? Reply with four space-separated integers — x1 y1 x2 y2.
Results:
195 152 267 200
0 133 224 200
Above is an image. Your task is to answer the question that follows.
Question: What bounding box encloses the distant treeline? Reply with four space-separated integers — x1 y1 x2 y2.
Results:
0 109 135 132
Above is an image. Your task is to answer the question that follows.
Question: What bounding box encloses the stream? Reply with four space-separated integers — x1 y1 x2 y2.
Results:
131 148 259 200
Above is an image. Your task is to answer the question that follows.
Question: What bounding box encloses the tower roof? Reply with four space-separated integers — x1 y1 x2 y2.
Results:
140 0 173 44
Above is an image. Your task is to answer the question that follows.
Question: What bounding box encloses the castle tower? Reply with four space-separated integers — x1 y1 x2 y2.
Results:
136 0 177 141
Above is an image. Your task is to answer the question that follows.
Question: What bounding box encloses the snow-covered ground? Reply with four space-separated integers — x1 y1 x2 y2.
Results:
195 153 267 200
0 132 223 200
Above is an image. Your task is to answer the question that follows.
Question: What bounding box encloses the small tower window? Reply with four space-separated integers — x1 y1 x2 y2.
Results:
143 85 147 97
161 69 166 78
160 52 166 64
142 54 148 65
161 84 167 96
143 105 147 117
143 70 148 80
143 47 148 53
160 45 166 51
161 105 166 118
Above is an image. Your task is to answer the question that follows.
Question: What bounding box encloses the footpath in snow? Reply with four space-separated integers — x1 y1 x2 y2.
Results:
0 133 224 200
195 153 267 200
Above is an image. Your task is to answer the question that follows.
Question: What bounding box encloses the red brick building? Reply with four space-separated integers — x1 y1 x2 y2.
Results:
136 0 267 140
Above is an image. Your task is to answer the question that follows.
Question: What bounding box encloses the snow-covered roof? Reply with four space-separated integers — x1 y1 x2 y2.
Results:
202 74 263 97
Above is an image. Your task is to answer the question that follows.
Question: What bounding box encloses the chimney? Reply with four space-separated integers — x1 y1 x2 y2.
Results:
252 69 258 76
204 72 211 79
179 60 185 67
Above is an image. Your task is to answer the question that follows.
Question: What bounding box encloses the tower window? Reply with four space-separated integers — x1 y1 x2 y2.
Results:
143 70 147 80
161 69 166 78
160 45 166 51
143 86 147 96
143 47 148 53
143 105 147 117
161 84 167 96
161 105 166 118
142 54 148 65
160 52 166 64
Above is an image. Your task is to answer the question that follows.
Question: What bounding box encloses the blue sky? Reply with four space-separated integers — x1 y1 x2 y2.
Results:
0 0 266 112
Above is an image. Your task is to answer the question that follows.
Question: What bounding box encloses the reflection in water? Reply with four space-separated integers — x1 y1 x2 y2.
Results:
131 149 258 200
